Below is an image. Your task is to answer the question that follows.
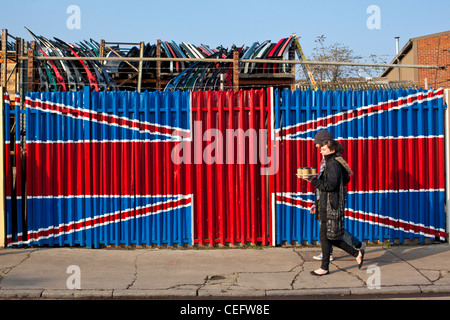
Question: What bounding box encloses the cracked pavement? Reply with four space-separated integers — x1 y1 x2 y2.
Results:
0 244 449 299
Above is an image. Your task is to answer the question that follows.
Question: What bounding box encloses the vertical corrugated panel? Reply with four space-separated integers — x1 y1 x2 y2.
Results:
275 88 448 245
190 89 271 246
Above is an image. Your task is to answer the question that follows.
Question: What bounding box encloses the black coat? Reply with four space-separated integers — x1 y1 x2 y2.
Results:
310 153 351 222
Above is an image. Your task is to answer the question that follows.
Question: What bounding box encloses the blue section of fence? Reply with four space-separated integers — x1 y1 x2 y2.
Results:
277 89 445 138
3 87 448 248
4 97 12 244
274 88 447 244
26 90 191 143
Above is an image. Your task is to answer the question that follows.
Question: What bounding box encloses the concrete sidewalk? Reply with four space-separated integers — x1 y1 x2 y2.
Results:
0 244 449 299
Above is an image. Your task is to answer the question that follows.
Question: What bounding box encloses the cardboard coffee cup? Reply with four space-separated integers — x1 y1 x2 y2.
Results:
297 167 317 176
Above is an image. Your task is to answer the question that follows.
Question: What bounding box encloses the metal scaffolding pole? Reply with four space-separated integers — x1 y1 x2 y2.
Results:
18 55 444 70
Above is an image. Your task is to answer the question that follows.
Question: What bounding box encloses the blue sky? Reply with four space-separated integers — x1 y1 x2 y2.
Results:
1 0 449 63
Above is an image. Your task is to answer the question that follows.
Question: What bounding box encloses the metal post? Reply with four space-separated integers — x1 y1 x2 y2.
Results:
266 86 276 246
99 40 105 58
27 42 35 93
289 41 296 90
137 41 144 92
156 40 161 91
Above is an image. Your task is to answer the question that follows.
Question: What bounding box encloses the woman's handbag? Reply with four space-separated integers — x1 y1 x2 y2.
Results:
326 178 346 240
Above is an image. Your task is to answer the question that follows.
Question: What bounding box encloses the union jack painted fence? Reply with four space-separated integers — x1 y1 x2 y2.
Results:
3 87 449 247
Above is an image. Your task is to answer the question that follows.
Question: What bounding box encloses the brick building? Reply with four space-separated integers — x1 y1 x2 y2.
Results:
381 30 450 89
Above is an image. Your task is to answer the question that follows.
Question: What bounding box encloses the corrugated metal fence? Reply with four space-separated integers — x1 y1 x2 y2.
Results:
3 87 448 247
6 89 193 247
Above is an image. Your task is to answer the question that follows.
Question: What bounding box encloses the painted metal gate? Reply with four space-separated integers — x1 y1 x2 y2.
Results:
3 87 448 247
274 88 448 244
190 90 273 246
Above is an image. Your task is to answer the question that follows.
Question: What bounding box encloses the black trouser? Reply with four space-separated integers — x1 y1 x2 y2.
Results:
319 221 359 271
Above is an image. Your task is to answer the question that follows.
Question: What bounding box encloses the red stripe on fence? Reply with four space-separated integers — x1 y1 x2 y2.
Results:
24 89 273 246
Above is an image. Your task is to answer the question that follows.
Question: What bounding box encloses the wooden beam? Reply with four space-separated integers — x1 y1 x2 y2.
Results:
18 38 25 100
156 40 161 91
233 51 239 91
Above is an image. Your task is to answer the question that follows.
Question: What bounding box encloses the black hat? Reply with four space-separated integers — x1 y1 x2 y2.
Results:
313 130 333 145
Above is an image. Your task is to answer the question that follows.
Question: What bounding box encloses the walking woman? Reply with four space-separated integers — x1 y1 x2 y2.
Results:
301 139 364 276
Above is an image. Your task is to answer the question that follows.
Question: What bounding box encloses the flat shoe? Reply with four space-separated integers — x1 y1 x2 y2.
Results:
357 249 365 269
310 270 329 276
